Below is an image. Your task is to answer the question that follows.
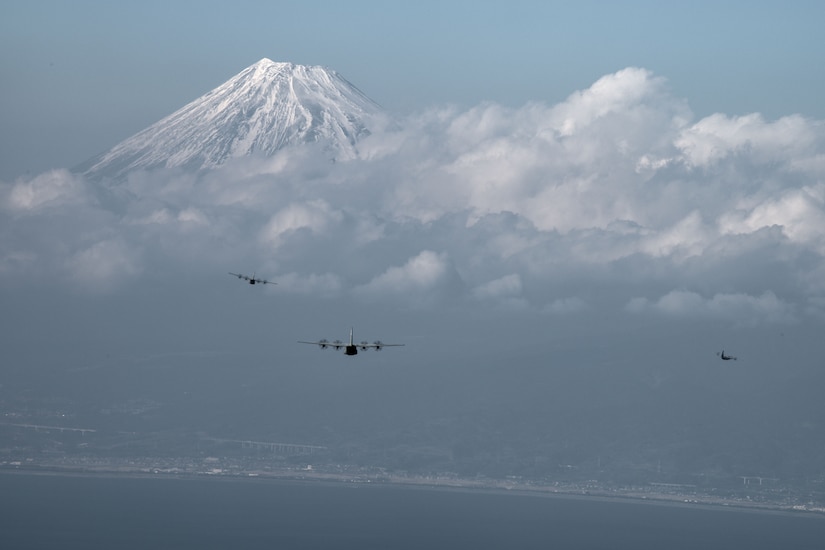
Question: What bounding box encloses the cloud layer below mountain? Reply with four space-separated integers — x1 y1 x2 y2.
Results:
3 67 825 328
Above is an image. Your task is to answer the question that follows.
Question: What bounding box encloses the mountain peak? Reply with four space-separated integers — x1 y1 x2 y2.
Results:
248 58 293 75
76 60 383 180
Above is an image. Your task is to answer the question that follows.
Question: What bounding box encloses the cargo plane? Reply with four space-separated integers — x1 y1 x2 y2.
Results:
229 272 276 285
299 328 404 356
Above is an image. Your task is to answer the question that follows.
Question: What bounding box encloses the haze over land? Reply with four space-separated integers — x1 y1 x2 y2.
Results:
2 48 825 501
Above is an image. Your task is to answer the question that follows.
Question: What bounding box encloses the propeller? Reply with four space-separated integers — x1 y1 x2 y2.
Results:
373 340 383 351
360 341 370 350
319 338 328 349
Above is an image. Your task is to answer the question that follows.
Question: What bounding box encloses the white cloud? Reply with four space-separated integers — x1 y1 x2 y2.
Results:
259 200 342 248
270 271 342 297
3 66 825 321
470 274 529 310
6 169 90 211
472 274 522 301
65 239 142 291
640 211 712 259
376 67 694 234
626 290 797 325
353 250 463 305
719 184 825 250
549 67 686 138
544 297 589 315
178 207 209 226
129 208 175 226
675 113 817 168
359 250 450 292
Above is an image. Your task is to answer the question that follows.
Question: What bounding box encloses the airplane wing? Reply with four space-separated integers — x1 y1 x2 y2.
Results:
298 339 403 350
361 344 404 350
298 339 334 349
229 272 248 280
356 341 405 350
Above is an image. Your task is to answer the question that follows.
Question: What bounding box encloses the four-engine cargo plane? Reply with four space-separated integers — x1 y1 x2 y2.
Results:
717 350 738 361
299 328 404 356
229 272 276 285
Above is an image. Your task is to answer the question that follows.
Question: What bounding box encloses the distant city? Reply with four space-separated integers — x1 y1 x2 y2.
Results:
2 402 823 516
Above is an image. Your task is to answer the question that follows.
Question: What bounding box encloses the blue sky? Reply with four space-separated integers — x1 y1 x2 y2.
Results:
2 0 824 179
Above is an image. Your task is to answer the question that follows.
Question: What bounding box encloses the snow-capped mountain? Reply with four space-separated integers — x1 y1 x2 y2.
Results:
76 59 383 180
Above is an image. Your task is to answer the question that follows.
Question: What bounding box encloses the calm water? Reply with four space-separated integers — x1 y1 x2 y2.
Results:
1 473 823 549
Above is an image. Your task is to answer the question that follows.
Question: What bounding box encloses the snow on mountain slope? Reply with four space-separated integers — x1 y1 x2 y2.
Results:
76 59 383 180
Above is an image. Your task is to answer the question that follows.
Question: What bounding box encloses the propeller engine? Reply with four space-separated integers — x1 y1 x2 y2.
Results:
332 340 343 350
373 340 384 351
359 341 370 350
318 338 328 349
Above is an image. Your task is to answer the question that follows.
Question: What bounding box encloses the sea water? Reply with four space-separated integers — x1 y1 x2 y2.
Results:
1 473 823 549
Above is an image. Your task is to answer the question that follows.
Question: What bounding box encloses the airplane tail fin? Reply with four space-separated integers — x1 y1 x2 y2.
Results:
349 327 354 345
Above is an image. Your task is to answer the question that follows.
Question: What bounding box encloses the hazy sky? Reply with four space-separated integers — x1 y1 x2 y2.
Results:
2 0 824 179
2 0 825 429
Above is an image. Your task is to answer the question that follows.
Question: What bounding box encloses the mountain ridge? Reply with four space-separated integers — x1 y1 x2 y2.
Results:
76 58 384 180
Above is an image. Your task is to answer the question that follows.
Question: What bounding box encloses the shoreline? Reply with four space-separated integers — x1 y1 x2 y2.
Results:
3 463 823 519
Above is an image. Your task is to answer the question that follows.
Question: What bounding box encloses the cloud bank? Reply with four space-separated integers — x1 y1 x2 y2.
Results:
3 67 824 325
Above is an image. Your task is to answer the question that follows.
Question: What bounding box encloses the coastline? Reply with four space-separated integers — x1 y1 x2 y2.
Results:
3 461 823 519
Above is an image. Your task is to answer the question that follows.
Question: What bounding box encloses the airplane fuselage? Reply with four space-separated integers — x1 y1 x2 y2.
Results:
345 345 358 355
